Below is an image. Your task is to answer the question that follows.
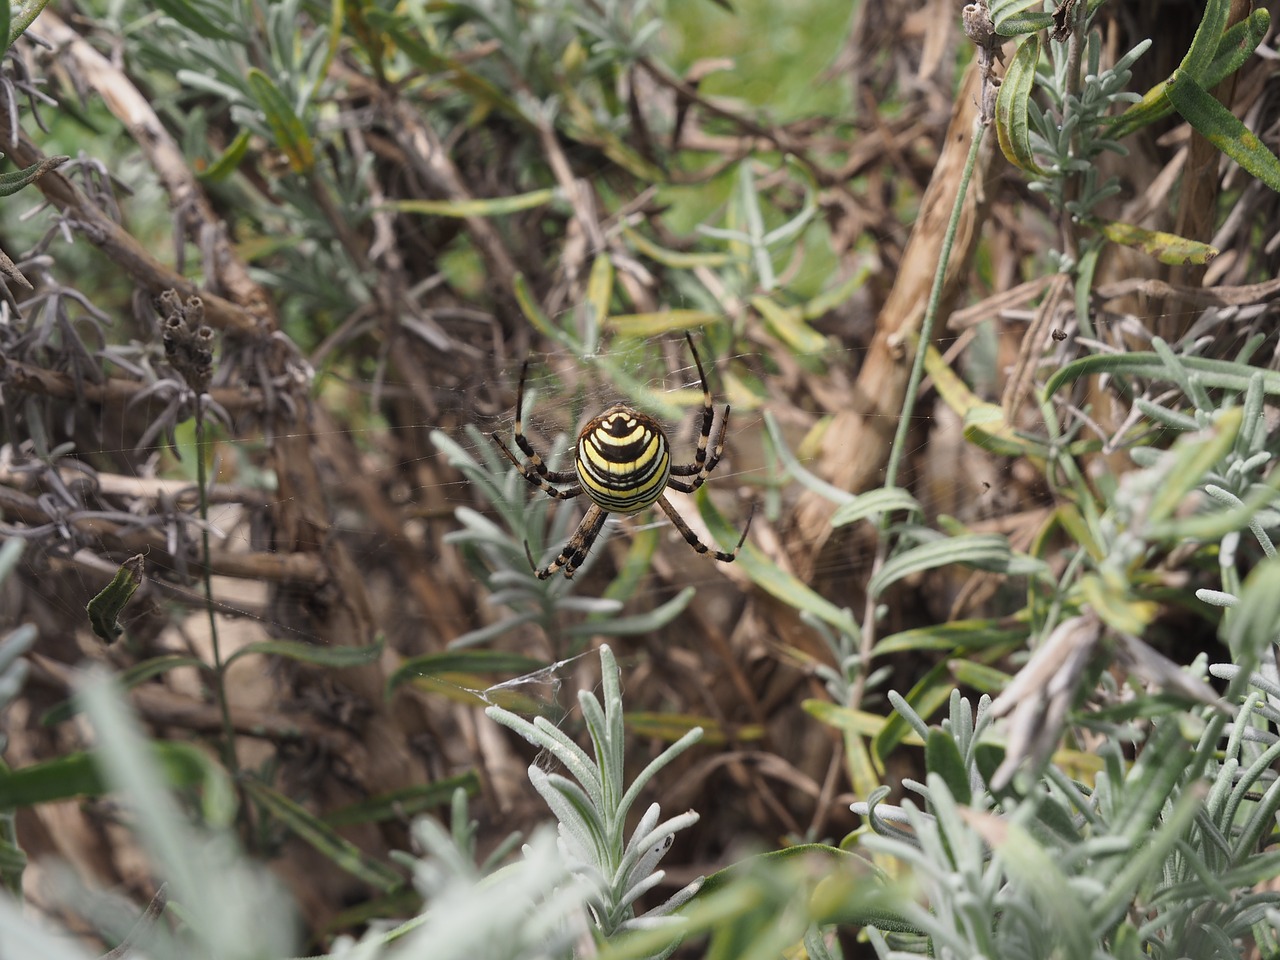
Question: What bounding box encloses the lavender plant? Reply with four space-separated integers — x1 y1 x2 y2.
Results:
486 644 702 953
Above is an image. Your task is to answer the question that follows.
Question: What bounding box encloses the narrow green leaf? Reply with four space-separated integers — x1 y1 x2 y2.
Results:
602 525 660 607
1090 784 1205 929
698 492 858 637
830 487 920 528
991 0 1053 35
804 700 910 743
240 778 403 892
153 0 240 40
224 637 384 669
925 730 971 805
763 410 855 507
0 628 33 682
41 655 209 726
974 743 1007 795
557 81 667 182
389 188 561 219
1043 350 1280 401
926 343 1039 457
320 887 424 936
1206 9 1272 88
387 650 549 696
0 833 26 896
322 0 344 81
760 157 818 250
1095 219 1218 265
1180 0 1231 85
696 843 857 898
811 871 917 932
802 266 872 321
947 658 1012 693
626 712 764 745
987 818 1092 957
874 660 953 762
85 554 145 644
198 128 252 182
623 227 731 269
1113 719 1198 855
323 772 480 826
1225 559 1280 667
0 538 22 583
1109 10 1271 140
1081 572 1158 636
873 618 1027 656
1166 70 1280 193
0 753 107 805
996 10 1054 35
1146 406 1242 524
995 34 1045 174
868 534 1013 598
405 674 556 717
246 68 314 173
6 0 51 49
570 587 695 637
750 295 827 355
585 254 613 334
513 273 568 345
0 743 230 810
607 309 721 338
365 11 528 122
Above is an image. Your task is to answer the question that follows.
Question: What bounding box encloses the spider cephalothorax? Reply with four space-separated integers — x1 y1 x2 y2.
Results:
491 333 752 579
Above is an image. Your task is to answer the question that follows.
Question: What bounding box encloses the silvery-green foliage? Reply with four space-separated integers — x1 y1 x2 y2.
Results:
487 644 701 958
855 636 1280 958
0 539 34 898
1026 29 1148 222
372 828 592 960
0 894 99 960
78 671 300 960
0 669 298 959
0 540 32 755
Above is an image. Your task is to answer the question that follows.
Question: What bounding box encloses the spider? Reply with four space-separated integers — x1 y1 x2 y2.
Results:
491 333 753 579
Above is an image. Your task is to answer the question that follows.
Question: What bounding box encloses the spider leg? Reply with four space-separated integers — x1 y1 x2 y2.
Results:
535 504 607 579
490 432 582 499
490 431 525 469
655 494 752 563
671 332 728 482
673 332 717 475
510 359 560 468
668 404 730 491
511 418 574 481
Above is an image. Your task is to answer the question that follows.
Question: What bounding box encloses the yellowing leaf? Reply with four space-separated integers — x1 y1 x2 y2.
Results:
607 309 720 338
1097 219 1218 266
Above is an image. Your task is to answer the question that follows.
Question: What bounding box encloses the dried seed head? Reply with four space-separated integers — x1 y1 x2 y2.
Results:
158 291 214 395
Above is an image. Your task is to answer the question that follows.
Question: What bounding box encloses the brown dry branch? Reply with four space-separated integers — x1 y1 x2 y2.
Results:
39 10 273 324
28 652 354 749
0 114 257 336
0 353 267 415
788 60 990 586
0 483 324 584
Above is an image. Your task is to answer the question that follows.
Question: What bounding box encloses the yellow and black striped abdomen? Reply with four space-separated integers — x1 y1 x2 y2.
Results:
575 405 671 514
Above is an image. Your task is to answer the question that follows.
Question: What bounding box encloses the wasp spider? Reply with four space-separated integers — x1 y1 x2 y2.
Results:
491 333 752 579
